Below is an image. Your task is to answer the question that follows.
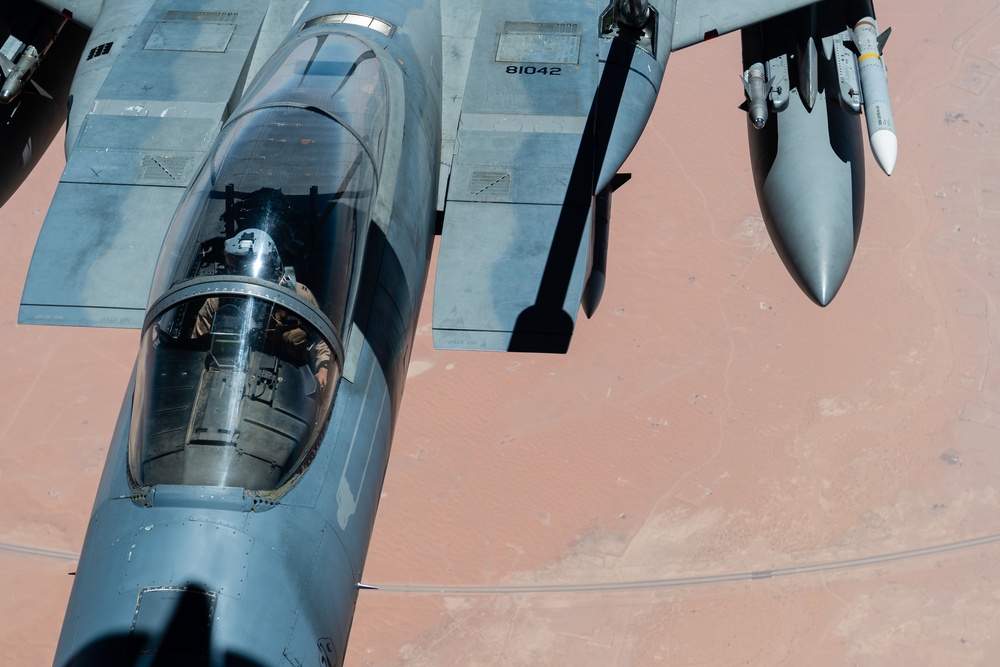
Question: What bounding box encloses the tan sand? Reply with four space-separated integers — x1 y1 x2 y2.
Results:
3 0 1000 664
0 133 137 664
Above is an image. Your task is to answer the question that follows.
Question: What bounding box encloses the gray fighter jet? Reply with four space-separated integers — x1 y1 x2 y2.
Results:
1 0 894 664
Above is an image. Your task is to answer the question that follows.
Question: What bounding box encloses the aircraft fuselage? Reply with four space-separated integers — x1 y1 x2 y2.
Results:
54 2 441 665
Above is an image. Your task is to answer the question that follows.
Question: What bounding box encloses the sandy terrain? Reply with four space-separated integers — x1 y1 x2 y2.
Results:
3 0 1000 664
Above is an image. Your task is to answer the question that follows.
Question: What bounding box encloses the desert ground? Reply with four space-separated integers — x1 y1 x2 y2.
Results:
3 0 1000 664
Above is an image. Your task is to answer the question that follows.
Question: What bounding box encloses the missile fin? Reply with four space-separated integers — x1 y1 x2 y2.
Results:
844 30 859 55
876 26 891 53
30 79 52 100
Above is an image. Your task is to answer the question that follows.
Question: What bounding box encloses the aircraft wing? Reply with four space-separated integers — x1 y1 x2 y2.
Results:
670 0 821 50
16 0 824 334
433 0 672 354
432 0 818 353
27 0 102 29
18 0 296 327
434 0 648 353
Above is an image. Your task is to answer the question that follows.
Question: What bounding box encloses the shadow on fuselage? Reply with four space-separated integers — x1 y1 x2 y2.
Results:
507 36 636 354
60 585 266 667
352 217 414 411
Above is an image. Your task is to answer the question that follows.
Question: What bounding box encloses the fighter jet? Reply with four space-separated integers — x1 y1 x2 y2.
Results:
2 0 895 664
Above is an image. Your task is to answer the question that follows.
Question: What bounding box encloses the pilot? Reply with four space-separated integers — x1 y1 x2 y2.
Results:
192 228 333 388
223 227 284 282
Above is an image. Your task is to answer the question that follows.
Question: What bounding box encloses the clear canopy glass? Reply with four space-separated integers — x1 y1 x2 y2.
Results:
130 295 337 490
130 33 389 491
148 31 389 335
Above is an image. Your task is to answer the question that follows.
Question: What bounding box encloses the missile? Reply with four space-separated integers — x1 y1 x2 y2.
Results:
582 173 630 318
852 17 896 175
0 46 48 104
742 62 769 129
0 9 71 105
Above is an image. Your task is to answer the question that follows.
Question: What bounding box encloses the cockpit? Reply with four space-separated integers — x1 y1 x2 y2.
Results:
128 32 388 492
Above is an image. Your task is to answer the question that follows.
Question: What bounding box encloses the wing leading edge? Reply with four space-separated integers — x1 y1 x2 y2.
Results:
26 0 102 30
670 0 820 50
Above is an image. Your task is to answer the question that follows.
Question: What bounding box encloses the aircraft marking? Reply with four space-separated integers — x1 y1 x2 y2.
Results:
504 65 562 75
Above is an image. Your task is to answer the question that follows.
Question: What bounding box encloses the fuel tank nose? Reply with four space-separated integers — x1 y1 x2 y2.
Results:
748 91 865 306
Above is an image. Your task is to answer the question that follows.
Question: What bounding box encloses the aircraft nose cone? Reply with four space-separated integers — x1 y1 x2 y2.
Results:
752 117 766 130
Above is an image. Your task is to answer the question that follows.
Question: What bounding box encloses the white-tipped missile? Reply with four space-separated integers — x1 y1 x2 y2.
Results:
742 62 769 129
853 17 896 175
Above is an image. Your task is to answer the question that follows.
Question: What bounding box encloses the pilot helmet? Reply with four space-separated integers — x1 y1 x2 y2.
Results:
224 228 282 282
